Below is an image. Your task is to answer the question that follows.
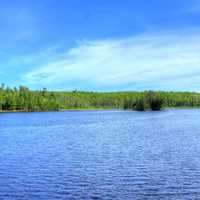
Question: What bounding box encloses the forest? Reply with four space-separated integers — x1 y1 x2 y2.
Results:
1 84 200 112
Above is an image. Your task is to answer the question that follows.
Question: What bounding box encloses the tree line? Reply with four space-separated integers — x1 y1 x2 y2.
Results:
1 84 200 112
0 85 59 111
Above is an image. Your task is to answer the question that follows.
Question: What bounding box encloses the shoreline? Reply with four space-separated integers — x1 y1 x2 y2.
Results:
1 107 200 113
0 108 119 113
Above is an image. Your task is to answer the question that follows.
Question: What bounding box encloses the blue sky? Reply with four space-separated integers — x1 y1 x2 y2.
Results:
1 0 200 91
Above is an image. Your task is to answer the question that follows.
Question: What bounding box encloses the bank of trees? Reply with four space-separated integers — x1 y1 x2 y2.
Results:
0 84 200 111
123 91 164 111
0 85 59 111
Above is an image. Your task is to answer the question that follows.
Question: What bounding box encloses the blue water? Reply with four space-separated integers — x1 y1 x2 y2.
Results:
0 109 200 200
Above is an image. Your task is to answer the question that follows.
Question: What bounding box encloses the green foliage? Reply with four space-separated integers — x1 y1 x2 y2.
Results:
135 97 145 111
0 85 59 112
0 84 200 112
123 98 136 110
146 91 164 111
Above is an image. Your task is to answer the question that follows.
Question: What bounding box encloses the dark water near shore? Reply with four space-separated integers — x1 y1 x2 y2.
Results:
0 109 200 200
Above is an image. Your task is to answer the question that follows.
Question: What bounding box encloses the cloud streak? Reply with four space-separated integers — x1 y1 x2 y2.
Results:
23 30 200 91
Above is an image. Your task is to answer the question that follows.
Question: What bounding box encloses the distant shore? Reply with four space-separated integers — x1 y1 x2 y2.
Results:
1 85 200 112
1 107 200 113
0 108 117 113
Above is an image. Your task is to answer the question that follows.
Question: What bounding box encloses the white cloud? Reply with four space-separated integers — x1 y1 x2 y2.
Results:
23 30 200 91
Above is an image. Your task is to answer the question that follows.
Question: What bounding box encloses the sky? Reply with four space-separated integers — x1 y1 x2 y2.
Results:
1 0 200 91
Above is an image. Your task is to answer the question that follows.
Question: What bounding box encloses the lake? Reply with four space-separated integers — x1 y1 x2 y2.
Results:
0 109 200 200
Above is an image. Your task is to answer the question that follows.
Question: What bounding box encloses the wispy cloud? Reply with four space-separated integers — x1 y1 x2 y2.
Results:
22 29 200 91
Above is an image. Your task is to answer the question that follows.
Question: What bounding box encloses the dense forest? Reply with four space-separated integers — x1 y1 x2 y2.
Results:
1 84 200 112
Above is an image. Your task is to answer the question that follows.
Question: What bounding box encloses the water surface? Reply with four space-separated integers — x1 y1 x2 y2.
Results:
0 109 200 200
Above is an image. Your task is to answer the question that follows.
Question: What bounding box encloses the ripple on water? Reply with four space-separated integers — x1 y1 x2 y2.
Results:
0 110 200 199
